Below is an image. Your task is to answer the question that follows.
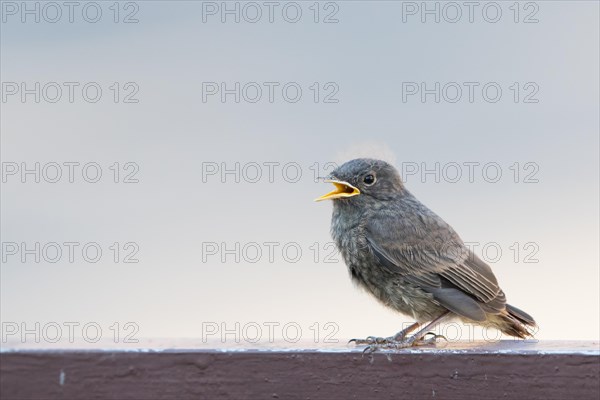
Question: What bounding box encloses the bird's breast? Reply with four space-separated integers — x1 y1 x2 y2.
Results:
330 213 380 286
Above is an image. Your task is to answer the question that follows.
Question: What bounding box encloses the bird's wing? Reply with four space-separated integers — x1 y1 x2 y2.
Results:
365 210 505 321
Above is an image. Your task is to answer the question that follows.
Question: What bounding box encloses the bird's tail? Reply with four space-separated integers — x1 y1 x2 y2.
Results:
493 304 537 339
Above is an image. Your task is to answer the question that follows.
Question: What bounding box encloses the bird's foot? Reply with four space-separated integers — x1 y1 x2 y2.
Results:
414 332 447 347
350 332 447 354
348 336 394 345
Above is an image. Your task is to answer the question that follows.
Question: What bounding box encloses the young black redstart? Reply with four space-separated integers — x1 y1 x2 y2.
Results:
316 158 536 351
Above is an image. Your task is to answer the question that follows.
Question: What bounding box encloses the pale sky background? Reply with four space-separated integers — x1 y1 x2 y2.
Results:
1 1 598 347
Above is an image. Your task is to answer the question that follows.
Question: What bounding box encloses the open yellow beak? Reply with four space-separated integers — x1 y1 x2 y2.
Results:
314 180 361 202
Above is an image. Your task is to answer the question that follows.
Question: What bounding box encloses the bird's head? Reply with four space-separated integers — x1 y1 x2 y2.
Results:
315 158 404 203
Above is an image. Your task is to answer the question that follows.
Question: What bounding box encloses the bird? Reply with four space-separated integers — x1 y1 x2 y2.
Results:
315 158 536 351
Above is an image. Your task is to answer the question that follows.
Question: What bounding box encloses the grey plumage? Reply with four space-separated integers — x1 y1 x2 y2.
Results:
320 158 535 339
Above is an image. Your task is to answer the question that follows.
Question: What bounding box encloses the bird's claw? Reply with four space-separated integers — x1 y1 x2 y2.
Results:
415 332 447 346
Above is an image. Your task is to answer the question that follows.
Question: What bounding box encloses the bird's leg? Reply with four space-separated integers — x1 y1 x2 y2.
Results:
391 322 421 341
358 312 451 353
399 312 451 348
348 322 420 345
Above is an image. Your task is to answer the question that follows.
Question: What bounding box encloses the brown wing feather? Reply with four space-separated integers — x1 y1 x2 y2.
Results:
441 254 501 303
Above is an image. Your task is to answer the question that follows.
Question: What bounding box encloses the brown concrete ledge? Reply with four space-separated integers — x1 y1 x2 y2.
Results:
1 341 599 400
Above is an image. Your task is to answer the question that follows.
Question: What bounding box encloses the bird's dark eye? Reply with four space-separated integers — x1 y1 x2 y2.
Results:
363 174 376 185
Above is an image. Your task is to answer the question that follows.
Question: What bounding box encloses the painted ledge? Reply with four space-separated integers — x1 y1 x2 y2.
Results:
1 340 599 400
